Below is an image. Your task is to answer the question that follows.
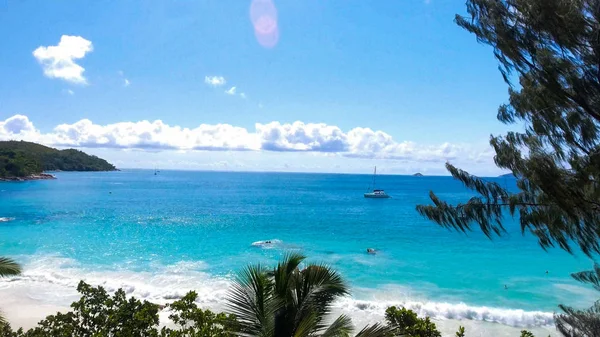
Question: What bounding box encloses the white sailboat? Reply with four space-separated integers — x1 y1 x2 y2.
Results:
364 166 390 198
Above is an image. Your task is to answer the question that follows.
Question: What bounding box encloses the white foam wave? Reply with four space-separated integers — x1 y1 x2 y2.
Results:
251 239 283 249
1 256 230 308
0 255 555 330
336 298 554 328
0 217 15 222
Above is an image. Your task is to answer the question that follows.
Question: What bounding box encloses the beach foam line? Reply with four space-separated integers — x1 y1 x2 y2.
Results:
0 255 555 329
336 297 554 328
0 217 15 222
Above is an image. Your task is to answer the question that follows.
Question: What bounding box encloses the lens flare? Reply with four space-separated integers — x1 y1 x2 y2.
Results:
250 0 279 48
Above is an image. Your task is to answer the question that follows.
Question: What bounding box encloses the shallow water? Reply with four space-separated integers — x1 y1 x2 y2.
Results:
0 170 595 335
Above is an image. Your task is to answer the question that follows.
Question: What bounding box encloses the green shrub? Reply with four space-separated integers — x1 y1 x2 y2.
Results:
384 306 441 337
0 281 237 337
160 291 238 337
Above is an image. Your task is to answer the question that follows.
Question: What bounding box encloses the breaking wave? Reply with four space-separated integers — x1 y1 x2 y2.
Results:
0 255 555 329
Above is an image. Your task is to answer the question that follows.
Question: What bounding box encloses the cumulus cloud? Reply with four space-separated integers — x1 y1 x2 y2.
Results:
1 115 36 134
50 119 258 151
0 115 488 164
33 35 93 84
256 122 347 152
225 86 236 95
204 76 226 87
0 115 44 144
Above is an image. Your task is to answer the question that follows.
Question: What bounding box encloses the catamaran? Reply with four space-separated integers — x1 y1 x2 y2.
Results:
364 166 390 198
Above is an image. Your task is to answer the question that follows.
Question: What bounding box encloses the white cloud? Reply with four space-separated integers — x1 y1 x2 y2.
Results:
63 89 75 95
0 115 36 135
256 121 347 152
204 76 226 87
225 86 236 95
0 115 43 144
117 71 130 87
0 115 490 167
33 35 93 84
240 93 247 99
49 119 258 151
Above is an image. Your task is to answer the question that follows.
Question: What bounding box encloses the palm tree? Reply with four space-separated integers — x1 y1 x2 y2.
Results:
0 257 21 325
227 253 388 337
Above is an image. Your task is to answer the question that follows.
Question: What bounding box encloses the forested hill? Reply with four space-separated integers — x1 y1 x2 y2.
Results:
0 141 116 178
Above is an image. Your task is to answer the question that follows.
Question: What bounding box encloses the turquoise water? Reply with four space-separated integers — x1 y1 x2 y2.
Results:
0 170 595 329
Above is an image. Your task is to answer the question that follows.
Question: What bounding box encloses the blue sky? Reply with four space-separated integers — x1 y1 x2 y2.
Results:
0 0 515 175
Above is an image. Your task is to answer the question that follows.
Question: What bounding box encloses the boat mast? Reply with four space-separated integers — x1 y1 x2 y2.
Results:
372 166 377 190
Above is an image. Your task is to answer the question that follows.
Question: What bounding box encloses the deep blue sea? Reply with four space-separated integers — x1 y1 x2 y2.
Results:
0 170 596 335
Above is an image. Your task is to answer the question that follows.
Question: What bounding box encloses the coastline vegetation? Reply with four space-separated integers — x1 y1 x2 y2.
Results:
0 150 42 178
0 141 116 178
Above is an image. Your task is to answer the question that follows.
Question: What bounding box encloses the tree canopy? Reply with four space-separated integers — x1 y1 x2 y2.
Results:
0 150 42 178
416 0 599 335
417 0 600 256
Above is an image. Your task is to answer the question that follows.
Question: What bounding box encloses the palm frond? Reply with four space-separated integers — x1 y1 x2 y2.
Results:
291 310 319 337
0 257 21 278
354 323 392 337
226 264 275 336
320 315 353 337
297 263 349 319
274 253 306 299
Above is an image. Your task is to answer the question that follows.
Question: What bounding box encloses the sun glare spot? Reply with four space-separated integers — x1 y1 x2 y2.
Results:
250 0 279 48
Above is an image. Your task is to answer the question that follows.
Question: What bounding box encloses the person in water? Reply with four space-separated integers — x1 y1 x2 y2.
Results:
367 248 376 254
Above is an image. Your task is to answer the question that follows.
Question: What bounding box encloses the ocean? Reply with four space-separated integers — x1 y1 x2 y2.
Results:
0 170 596 336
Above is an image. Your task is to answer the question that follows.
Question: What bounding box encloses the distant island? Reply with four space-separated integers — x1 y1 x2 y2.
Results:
413 173 424 177
0 141 117 181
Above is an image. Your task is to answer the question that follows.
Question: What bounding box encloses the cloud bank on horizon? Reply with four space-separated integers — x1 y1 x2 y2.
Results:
0 114 492 166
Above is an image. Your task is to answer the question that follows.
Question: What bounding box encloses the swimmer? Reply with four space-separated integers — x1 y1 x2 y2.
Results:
504 284 508 290
366 248 376 254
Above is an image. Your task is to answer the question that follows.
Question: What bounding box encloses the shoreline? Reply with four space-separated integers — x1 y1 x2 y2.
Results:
0 278 559 337
0 255 560 337
0 169 121 182
0 173 56 182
